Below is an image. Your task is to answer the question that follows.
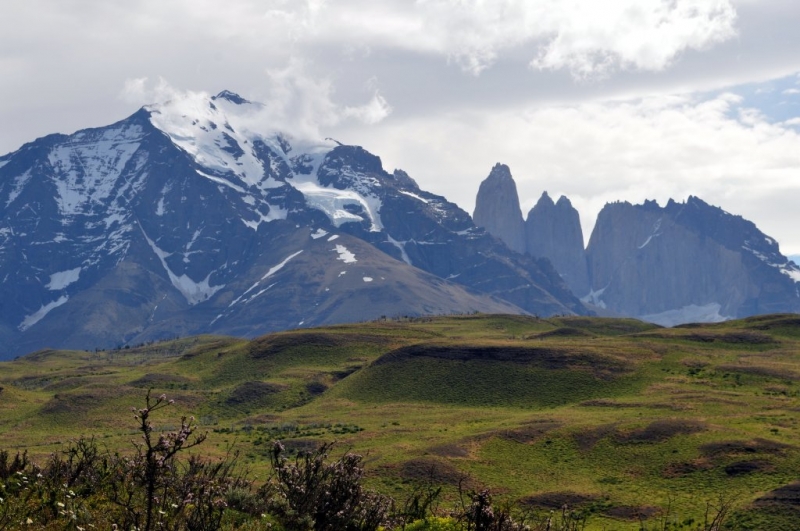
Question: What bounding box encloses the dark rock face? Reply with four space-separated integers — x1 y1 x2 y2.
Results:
525 193 590 297
585 197 800 324
473 164 526 254
0 92 587 358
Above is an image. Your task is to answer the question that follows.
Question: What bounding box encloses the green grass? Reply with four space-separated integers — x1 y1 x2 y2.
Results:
1 313 800 529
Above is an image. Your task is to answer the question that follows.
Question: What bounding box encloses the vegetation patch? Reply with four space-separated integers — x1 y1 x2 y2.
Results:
661 459 713 478
724 459 774 476
717 364 800 381
699 438 794 458
248 332 392 359
225 381 287 406
520 491 599 509
130 372 193 388
615 419 706 444
396 458 469 486
530 327 594 339
492 420 561 444
603 505 660 520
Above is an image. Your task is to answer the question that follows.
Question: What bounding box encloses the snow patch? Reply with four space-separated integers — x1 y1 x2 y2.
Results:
333 245 357 264
196 170 246 193
241 206 288 230
386 235 412 265
327 234 339 242
640 303 730 327
363 277 373 282
5 170 32 207
289 173 383 231
262 250 303 280
155 197 166 216
45 267 81 290
781 265 800 283
139 224 223 305
581 286 608 309
638 218 662 249
19 295 69 331
311 228 328 239
399 190 429 203
47 124 144 216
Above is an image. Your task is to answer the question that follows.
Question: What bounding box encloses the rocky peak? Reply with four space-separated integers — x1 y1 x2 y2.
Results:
472 163 526 254
212 90 250 105
585 198 800 324
525 192 589 297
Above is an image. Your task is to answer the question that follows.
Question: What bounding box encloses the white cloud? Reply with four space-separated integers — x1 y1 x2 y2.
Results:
783 88 800 95
119 67 391 140
357 89 800 251
527 0 738 77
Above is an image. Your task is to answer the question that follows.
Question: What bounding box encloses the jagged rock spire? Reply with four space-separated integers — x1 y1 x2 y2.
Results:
525 192 589 297
472 163 526 254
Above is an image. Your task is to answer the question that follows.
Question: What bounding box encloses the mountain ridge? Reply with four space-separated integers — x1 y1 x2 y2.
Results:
0 90 584 358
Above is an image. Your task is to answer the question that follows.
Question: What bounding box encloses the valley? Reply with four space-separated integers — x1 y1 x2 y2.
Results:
2 313 800 529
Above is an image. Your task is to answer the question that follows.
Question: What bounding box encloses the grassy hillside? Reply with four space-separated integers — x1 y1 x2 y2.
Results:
1 314 800 529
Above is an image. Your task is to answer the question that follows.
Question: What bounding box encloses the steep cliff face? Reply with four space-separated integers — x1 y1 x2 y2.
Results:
473 164 526 254
525 193 590 297
585 198 800 324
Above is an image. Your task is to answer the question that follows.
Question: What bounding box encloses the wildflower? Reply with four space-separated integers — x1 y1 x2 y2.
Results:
26 518 33 524
57 502 65 508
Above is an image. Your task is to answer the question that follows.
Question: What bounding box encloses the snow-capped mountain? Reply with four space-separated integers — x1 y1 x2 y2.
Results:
0 90 583 358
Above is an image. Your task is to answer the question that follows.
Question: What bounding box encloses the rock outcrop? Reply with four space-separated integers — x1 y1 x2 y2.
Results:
585 197 800 324
472 164 526 254
525 193 590 297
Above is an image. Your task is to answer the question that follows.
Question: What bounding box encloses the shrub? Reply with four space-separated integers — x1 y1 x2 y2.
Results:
262 441 392 531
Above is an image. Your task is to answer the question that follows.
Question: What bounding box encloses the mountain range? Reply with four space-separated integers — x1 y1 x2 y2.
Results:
473 167 800 326
2 90 799 358
0 91 583 359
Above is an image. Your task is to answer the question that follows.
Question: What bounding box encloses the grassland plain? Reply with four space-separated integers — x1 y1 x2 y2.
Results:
1 314 800 529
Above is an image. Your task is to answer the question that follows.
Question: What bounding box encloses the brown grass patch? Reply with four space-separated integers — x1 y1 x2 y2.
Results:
724 460 775 476
662 459 713 478
604 505 660 520
248 332 392 359
493 421 561 444
520 492 599 509
573 424 618 452
699 438 793 458
717 364 800 381
373 344 630 378
225 381 287 406
395 458 468 486
616 419 706 444
130 373 192 388
754 482 800 507
529 327 594 339
427 443 470 458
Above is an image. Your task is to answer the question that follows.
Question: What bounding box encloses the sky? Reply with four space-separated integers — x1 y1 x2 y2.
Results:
2 0 800 253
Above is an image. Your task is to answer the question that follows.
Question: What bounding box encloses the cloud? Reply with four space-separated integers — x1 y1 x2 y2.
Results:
67 0 740 79
356 88 800 251
119 65 391 140
527 0 739 77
